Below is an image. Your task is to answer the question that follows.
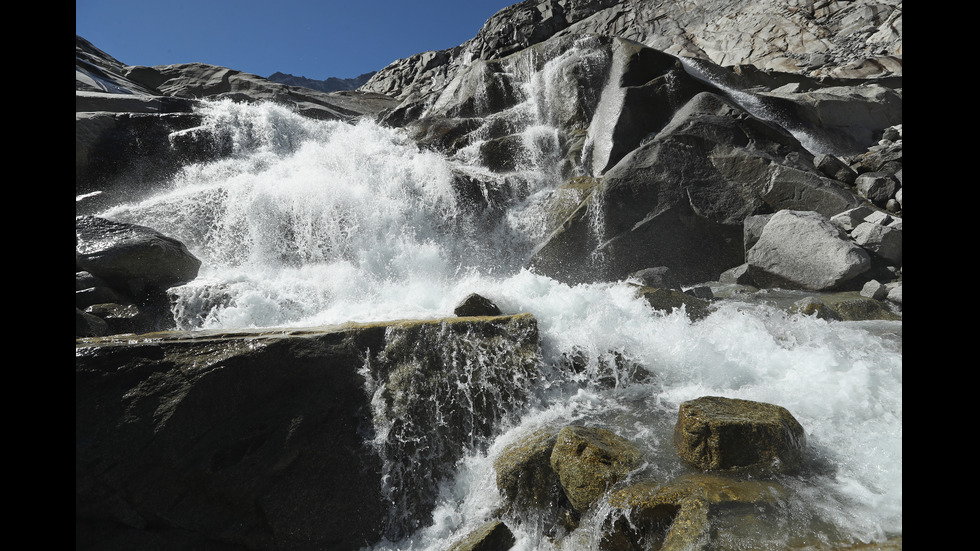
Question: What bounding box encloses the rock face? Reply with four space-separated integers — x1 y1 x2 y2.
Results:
76 314 540 550
361 0 902 103
673 396 806 474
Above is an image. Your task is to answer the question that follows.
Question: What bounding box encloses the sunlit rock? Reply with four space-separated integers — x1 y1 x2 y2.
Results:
550 426 642 512
746 210 871 291
601 473 787 551
674 396 806 474
495 427 565 510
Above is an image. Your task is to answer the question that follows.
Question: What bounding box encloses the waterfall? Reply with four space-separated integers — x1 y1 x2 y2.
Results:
97 90 900 550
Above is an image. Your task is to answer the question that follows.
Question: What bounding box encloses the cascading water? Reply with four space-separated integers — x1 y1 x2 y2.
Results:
96 56 900 549
677 56 837 156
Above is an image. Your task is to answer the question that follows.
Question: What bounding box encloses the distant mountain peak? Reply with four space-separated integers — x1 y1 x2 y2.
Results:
267 71 377 93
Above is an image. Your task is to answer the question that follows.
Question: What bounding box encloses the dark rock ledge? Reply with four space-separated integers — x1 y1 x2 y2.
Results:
76 313 541 550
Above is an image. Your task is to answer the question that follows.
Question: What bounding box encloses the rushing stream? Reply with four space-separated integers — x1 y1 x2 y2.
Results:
94 81 901 549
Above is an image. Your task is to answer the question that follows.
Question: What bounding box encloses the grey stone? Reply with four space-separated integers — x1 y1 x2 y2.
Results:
860 279 889 300
746 210 871 291
855 172 899 207
830 206 875 232
851 221 902 264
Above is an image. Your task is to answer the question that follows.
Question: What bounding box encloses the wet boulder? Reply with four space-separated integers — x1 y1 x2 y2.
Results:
447 520 516 551
674 396 806 474
601 473 786 551
550 426 643 512
494 427 564 510
633 285 712 322
76 215 201 299
454 293 504 317
746 210 871 291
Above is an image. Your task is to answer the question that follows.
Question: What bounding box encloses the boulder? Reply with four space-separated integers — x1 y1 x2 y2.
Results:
76 314 541 549
830 205 876 232
494 427 564 510
454 293 504 317
855 172 899 207
673 396 806 474
633 286 713 322
629 267 681 290
746 210 871 291
448 521 516 551
601 473 787 551
718 264 756 286
76 215 201 300
851 221 902 265
550 426 643 512
814 153 858 185
860 280 889 301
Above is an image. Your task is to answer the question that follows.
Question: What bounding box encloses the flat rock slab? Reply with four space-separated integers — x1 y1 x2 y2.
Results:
76 314 540 550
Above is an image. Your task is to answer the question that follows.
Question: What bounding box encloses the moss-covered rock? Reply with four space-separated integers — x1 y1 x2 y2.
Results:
797 291 901 321
601 473 788 551
550 426 643 512
494 427 564 510
674 396 806 474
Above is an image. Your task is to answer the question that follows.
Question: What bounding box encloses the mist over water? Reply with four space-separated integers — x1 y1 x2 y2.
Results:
98 95 900 549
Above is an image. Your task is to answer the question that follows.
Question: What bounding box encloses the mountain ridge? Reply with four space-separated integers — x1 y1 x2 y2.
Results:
267 70 377 93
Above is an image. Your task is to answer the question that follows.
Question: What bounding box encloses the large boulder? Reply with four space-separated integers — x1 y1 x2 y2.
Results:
746 210 871 291
673 396 806 474
76 314 541 549
75 215 201 300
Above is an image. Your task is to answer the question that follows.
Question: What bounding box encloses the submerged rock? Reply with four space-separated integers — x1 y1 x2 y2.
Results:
674 396 806 474
633 285 713 321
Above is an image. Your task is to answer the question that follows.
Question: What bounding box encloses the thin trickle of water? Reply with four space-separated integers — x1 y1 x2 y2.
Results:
678 56 834 155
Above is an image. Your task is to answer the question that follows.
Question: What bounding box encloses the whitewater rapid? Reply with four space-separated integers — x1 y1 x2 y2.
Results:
97 99 901 550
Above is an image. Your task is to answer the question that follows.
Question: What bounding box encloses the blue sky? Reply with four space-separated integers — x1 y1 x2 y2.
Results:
76 0 518 80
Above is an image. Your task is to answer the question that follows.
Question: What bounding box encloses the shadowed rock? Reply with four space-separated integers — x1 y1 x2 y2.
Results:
76 314 540 549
